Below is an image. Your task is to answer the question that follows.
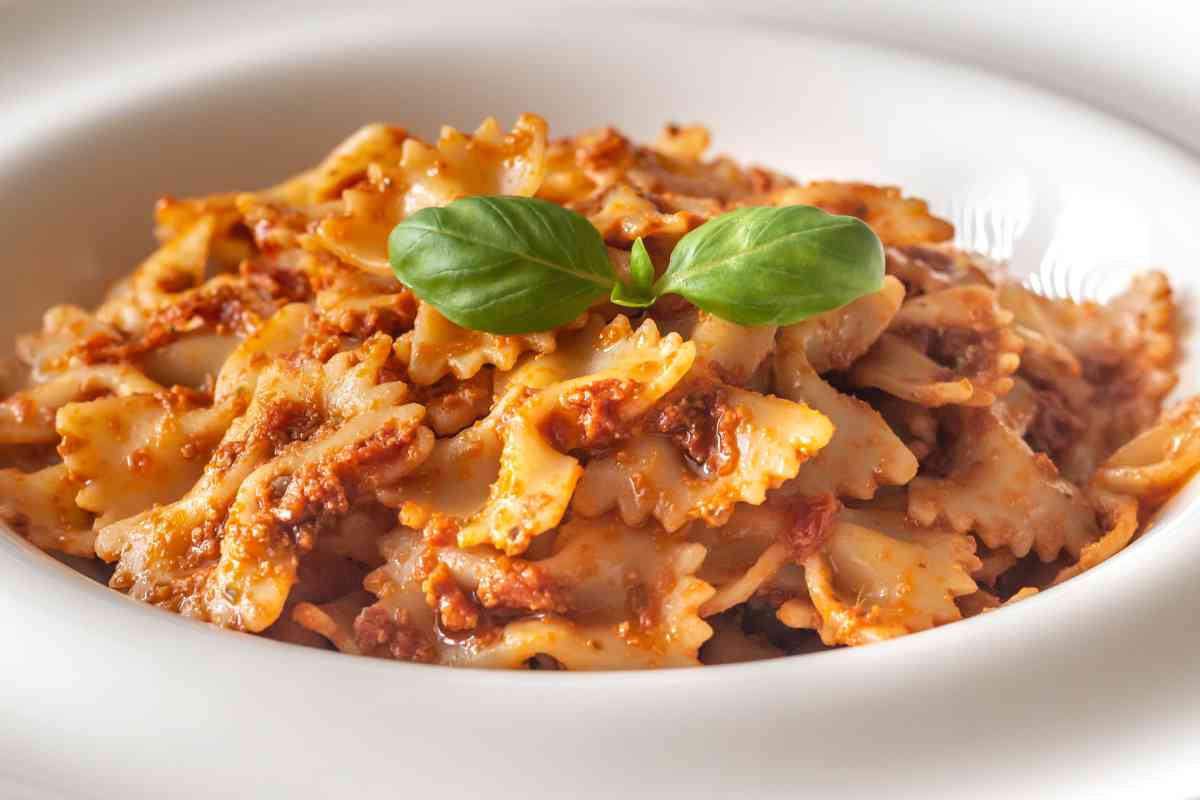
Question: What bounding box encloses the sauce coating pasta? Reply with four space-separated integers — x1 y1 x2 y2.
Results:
2 114 1196 668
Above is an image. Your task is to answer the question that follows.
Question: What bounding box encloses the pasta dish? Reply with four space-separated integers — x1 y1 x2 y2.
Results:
1 113 1196 668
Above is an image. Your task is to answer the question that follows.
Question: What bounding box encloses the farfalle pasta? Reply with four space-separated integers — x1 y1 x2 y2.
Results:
1 114 1197 669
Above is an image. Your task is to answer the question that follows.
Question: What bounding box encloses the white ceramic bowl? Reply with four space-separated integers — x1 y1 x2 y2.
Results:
3 4 1200 798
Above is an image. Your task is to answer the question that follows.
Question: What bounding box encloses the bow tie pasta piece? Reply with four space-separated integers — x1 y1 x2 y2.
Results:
884 244 997 297
130 216 215 302
395 302 572 387
498 314 694 398
774 361 918 500
205 400 430 630
772 277 918 500
452 404 582 556
15 305 123 381
490 538 711 666
1092 398 1200 502
997 273 1174 376
90 371 278 617
302 515 714 669
851 286 1023 407
765 182 953 248
521 322 698 451
318 333 414 416
648 308 776 392
1004 324 1081 392
95 336 434 631
377 417 504 523
848 333 974 406
995 275 1178 484
693 524 789 618
97 215 218 334
1104 272 1175 365
212 303 314 403
56 390 243 528
89 267 310 380
313 116 549 272
133 332 239 391
570 182 706 246
153 192 252 271
0 463 94 557
991 286 1085 395
574 124 773 203
777 275 905 375
1049 398 1200 583
312 257 417 341
893 286 1023 404
371 407 562 556
97 214 293 340
650 123 715 162
690 498 839 618
537 137 598 205
687 313 778 386
234 123 414 253
0 364 163 445
795 507 980 647
71 238 313 385
440 515 712 633
266 124 413 210
392 116 548 213
1051 492 1139 586
544 124 780 247
573 380 833 531
233 116 547 269
909 408 1100 562
456 316 696 555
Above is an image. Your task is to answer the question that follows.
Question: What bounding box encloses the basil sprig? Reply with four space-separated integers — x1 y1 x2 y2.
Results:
388 195 883 334
609 237 656 309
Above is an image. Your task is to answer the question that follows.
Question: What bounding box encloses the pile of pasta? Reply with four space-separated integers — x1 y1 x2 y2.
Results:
2 113 1198 668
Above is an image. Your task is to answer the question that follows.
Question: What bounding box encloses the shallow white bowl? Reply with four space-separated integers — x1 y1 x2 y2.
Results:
3 4 1199 798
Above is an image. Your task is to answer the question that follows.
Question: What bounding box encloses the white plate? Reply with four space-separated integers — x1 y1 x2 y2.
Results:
2 4 1199 798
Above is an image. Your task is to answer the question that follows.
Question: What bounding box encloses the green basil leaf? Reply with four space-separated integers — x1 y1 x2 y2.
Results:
609 284 656 308
653 205 884 326
628 237 655 290
610 237 656 308
388 196 615 334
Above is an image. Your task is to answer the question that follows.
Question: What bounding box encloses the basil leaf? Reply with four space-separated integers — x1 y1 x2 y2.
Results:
610 237 656 308
628 236 655 290
609 284 655 308
388 196 615 334
654 205 884 326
